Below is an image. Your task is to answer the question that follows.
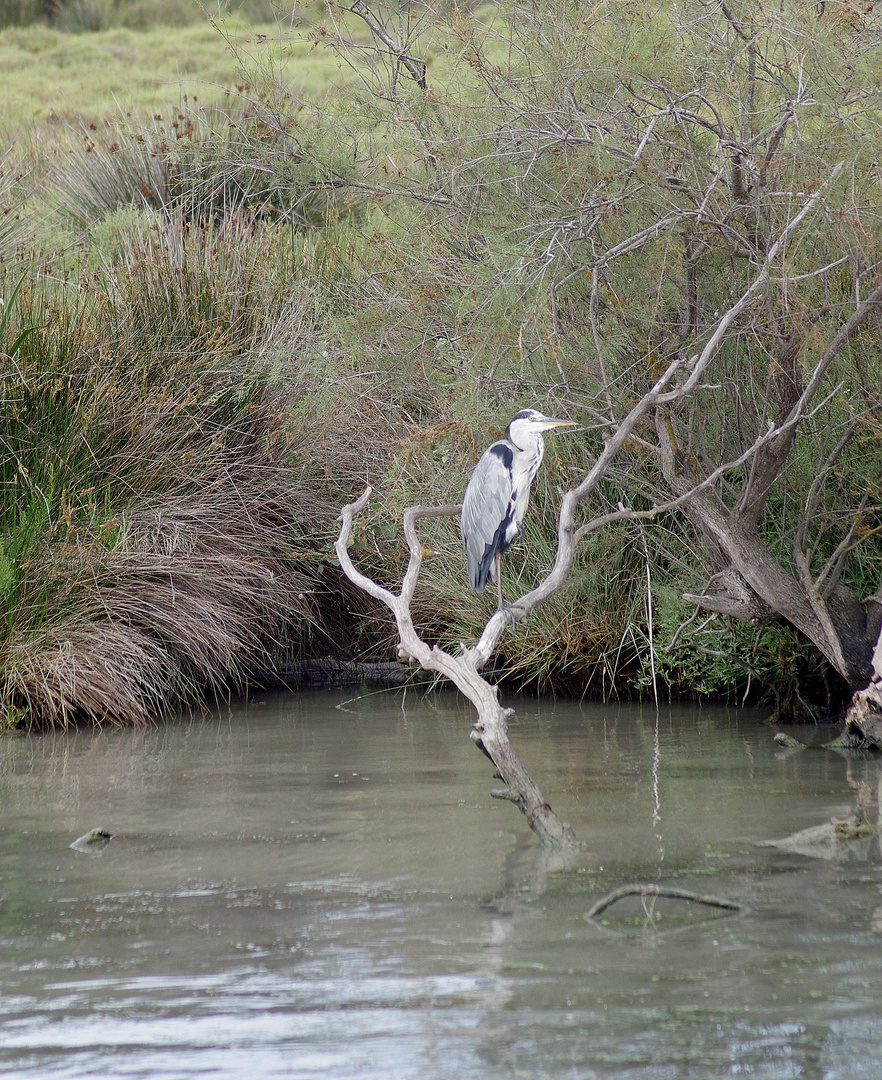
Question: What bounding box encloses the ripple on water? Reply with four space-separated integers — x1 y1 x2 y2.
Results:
0 691 880 1078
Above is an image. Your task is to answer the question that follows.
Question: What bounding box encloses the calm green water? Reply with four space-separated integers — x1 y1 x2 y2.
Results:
0 690 880 1079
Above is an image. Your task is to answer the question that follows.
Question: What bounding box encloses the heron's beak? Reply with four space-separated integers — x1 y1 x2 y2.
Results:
547 418 576 429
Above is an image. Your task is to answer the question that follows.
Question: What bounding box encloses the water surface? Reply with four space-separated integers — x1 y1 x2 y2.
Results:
0 690 880 1079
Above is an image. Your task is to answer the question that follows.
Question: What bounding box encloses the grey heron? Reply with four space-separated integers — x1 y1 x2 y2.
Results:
461 409 575 610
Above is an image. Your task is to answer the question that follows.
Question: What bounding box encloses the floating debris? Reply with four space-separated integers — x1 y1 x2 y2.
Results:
584 883 746 934
70 828 113 855
763 810 877 859
773 731 804 749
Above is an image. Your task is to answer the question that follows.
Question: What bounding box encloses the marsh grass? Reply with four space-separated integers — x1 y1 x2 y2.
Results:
0 247 335 727
3 0 865 725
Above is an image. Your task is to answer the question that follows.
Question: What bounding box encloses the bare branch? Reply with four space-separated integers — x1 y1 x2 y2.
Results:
348 0 451 139
335 486 399 610
348 0 426 89
716 0 753 44
334 488 578 851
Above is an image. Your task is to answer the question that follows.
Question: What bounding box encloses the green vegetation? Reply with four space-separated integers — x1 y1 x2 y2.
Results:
1 0 881 725
0 2 340 130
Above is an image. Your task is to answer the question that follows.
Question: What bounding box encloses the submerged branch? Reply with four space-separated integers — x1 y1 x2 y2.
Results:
585 883 746 920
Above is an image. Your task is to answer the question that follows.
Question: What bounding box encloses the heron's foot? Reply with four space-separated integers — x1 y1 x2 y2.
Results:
497 602 525 626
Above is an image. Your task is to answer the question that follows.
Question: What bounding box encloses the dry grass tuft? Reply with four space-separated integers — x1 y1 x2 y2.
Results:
1 473 321 727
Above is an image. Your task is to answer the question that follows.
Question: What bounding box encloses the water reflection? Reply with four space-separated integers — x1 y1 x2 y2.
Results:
0 691 880 1078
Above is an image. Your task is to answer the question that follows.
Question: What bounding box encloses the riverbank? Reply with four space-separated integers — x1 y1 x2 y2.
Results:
1 1 878 727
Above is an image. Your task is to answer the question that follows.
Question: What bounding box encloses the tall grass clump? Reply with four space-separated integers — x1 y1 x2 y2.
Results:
48 87 369 237
0 251 334 727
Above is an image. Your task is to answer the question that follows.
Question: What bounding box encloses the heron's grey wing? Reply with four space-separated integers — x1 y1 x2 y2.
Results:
461 444 513 591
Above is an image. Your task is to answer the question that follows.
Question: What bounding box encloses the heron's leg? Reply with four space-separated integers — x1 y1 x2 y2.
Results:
495 553 519 625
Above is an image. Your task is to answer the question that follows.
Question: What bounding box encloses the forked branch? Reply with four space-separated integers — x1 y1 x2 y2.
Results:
335 489 577 849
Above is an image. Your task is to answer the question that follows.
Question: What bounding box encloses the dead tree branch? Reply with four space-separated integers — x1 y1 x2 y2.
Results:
348 0 452 139
335 489 577 849
334 162 882 837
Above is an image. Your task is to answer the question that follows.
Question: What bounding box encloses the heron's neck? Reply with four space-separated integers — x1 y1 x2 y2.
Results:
511 430 545 467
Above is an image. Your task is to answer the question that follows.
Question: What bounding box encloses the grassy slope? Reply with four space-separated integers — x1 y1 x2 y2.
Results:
0 14 370 726
0 16 347 130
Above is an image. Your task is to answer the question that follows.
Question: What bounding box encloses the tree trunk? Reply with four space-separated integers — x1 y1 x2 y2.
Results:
841 618 882 747
652 293 882 742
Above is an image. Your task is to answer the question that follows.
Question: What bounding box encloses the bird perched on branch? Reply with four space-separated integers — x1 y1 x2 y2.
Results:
461 409 575 610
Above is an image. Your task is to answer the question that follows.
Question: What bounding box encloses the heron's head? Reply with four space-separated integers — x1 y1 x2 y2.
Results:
506 409 575 443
